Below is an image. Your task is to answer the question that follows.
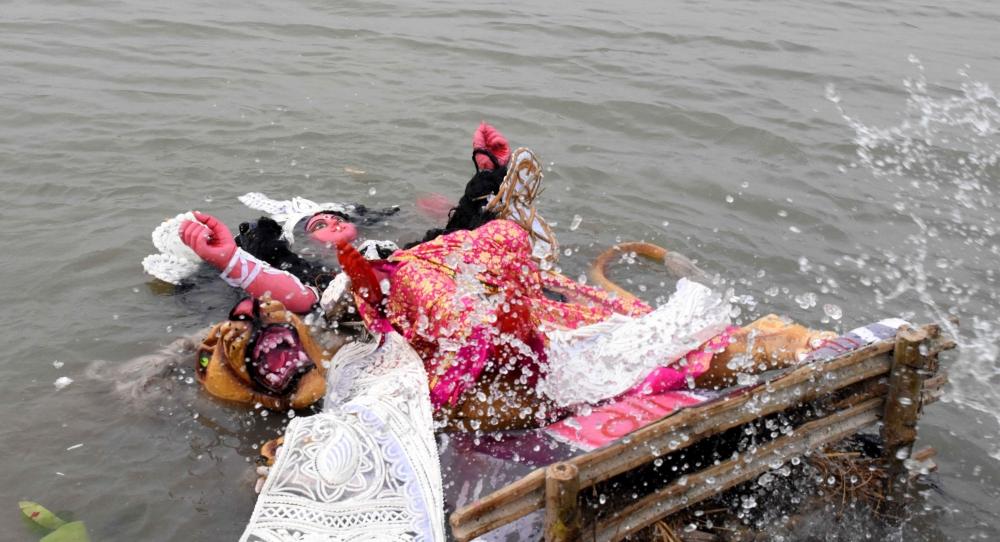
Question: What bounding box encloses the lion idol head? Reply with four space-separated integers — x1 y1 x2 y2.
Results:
194 297 338 410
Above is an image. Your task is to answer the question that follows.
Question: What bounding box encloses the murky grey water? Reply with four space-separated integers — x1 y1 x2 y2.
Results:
2 0 999 539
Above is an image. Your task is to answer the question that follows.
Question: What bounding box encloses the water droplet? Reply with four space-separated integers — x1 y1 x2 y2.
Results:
570 214 582 231
368 187 377 196
825 83 841 104
794 292 817 309
54 376 73 390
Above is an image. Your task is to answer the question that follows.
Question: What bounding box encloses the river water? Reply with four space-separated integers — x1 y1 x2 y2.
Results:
2 0 998 540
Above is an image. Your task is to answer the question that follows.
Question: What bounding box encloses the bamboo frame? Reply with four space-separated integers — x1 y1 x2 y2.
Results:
450 342 894 541
882 326 930 456
448 324 952 542
544 463 581 542
593 398 884 541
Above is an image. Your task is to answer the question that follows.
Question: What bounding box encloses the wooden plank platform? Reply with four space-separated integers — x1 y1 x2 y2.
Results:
450 323 954 542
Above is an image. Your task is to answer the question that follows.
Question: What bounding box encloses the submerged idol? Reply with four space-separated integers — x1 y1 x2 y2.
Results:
177 123 833 430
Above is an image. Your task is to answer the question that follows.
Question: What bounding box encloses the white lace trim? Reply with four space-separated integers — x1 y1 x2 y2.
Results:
358 239 400 260
539 278 732 407
141 212 204 284
319 272 351 314
241 333 444 542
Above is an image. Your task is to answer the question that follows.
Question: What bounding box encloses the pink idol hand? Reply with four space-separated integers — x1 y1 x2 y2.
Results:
180 211 237 270
415 193 455 223
473 122 510 170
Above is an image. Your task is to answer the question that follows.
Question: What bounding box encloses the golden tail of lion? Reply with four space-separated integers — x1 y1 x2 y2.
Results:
589 242 706 301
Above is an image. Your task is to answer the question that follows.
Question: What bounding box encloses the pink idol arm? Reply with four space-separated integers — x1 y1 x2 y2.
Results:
180 212 318 313
217 249 318 313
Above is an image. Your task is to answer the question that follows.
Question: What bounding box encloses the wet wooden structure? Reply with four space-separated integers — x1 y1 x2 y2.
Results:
449 324 954 542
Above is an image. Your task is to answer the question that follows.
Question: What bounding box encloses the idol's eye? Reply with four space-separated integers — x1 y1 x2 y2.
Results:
199 352 211 369
309 220 327 232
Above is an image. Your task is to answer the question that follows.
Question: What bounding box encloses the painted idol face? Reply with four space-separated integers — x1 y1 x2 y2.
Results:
305 213 358 247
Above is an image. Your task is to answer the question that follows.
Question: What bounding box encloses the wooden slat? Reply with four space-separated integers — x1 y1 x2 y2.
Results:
592 398 884 541
450 468 546 540
921 370 948 406
450 339 895 540
572 351 890 487
544 463 581 542
882 327 930 455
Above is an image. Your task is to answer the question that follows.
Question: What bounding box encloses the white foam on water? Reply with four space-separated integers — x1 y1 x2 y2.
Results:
828 57 1000 460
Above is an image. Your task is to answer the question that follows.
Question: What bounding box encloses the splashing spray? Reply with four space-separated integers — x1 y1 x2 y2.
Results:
827 56 1000 459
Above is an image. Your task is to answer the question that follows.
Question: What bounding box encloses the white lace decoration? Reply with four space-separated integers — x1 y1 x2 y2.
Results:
358 239 400 260
141 212 204 284
241 332 445 542
239 192 355 244
539 278 732 407
319 272 351 313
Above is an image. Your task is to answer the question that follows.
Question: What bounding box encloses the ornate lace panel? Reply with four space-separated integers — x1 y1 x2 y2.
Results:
241 333 444 542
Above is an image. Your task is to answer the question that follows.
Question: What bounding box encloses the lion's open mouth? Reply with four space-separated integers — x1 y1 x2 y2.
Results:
249 325 314 395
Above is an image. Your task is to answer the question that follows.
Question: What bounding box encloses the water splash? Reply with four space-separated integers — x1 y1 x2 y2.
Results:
828 57 1000 459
